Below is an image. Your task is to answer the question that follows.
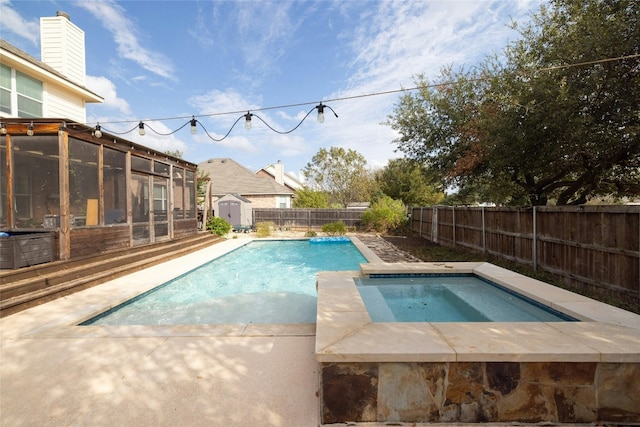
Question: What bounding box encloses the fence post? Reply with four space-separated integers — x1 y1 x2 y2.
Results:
532 206 537 272
482 206 486 253
432 206 438 244
419 207 423 237
452 206 456 247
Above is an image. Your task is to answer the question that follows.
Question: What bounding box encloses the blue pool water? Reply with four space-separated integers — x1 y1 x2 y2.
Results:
356 275 577 322
83 239 367 325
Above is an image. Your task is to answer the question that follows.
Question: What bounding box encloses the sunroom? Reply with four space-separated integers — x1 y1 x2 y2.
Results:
1 118 198 265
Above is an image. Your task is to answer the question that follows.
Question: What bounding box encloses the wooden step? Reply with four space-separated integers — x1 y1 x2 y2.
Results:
0 233 223 317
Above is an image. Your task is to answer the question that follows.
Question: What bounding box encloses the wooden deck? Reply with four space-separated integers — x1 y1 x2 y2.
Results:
0 232 223 317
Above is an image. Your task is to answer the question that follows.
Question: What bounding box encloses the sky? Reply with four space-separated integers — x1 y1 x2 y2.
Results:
1 0 542 179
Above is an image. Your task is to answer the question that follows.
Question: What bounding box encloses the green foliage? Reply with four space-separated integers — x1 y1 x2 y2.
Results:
255 222 274 237
206 216 231 236
322 221 347 236
386 0 640 205
305 230 318 237
196 169 209 199
302 147 375 207
361 195 407 234
376 158 445 207
293 188 329 208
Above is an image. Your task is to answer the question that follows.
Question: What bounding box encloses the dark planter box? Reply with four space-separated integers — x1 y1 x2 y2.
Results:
0 231 55 269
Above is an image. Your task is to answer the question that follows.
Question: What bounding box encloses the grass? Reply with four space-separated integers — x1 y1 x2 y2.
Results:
386 234 640 315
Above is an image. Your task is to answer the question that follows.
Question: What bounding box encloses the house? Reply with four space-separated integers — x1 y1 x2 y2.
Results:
1 12 103 122
198 158 295 216
255 160 303 192
0 13 198 263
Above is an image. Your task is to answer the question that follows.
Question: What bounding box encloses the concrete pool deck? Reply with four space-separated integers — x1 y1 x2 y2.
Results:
1 235 639 426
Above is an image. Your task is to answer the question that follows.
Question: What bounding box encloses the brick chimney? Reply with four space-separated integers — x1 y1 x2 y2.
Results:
40 11 86 86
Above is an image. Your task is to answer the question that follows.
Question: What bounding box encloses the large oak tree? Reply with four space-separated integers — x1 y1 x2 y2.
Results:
387 0 639 205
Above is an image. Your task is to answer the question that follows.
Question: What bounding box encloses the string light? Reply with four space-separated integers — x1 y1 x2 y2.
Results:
94 123 102 138
244 112 252 130
138 121 145 136
0 123 6 135
27 122 34 136
190 117 197 134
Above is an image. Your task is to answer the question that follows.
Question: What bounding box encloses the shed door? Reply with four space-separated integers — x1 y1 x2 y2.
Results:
219 200 241 225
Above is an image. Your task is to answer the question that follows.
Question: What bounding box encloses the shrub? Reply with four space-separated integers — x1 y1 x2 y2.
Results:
255 222 274 237
305 230 318 237
206 216 232 236
322 221 347 236
361 195 406 234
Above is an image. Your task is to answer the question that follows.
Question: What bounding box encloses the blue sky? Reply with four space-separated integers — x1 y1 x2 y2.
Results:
2 0 541 178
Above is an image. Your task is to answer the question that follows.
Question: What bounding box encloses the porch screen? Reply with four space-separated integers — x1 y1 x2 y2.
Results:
69 138 99 227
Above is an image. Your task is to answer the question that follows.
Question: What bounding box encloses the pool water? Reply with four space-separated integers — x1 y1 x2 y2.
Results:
83 239 367 325
356 275 577 322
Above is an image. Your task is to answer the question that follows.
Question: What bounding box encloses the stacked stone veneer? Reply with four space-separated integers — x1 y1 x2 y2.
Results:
321 361 640 424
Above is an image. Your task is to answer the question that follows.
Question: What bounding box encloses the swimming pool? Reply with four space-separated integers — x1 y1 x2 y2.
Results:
356 275 577 322
83 239 367 325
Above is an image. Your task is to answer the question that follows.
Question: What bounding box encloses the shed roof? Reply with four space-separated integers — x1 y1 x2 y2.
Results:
198 158 294 196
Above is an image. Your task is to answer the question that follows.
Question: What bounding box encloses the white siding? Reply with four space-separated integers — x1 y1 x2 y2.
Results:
44 82 87 122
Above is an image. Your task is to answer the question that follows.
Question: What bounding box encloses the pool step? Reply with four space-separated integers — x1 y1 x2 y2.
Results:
0 233 223 317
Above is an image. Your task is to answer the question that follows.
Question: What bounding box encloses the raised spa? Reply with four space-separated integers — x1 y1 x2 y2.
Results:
355 274 577 322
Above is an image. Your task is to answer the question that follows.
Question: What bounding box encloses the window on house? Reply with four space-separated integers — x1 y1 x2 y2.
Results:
0 64 11 115
16 71 43 118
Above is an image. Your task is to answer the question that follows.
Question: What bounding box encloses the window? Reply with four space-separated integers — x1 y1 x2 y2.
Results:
0 66 43 117
16 71 43 117
0 64 11 115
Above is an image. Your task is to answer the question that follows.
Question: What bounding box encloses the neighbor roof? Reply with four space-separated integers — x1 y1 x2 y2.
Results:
198 158 294 196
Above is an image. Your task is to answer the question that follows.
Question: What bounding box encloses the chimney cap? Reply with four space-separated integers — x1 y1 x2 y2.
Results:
56 11 71 20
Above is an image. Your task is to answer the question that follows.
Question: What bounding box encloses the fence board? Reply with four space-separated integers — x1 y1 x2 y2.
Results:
411 205 640 303
253 208 364 229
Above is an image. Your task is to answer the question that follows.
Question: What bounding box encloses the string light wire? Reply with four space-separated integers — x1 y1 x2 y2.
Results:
2 53 636 139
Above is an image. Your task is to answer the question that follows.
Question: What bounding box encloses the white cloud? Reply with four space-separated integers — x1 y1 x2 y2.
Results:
305 0 533 171
0 0 39 46
86 75 131 115
75 0 175 80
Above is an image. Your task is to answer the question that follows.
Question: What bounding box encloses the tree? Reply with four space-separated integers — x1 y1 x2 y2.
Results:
302 147 375 207
376 158 445 206
387 0 640 205
292 187 329 208
164 149 184 159
361 195 407 234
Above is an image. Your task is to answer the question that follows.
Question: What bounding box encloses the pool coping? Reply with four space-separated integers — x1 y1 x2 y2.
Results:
9 236 381 340
315 262 640 363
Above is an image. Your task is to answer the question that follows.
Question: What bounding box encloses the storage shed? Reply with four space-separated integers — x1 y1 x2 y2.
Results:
214 193 252 230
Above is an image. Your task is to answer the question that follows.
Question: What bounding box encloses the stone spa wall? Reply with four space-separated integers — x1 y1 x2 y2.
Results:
320 361 640 424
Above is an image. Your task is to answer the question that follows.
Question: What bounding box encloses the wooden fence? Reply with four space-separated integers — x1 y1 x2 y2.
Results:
410 205 640 302
253 208 365 230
